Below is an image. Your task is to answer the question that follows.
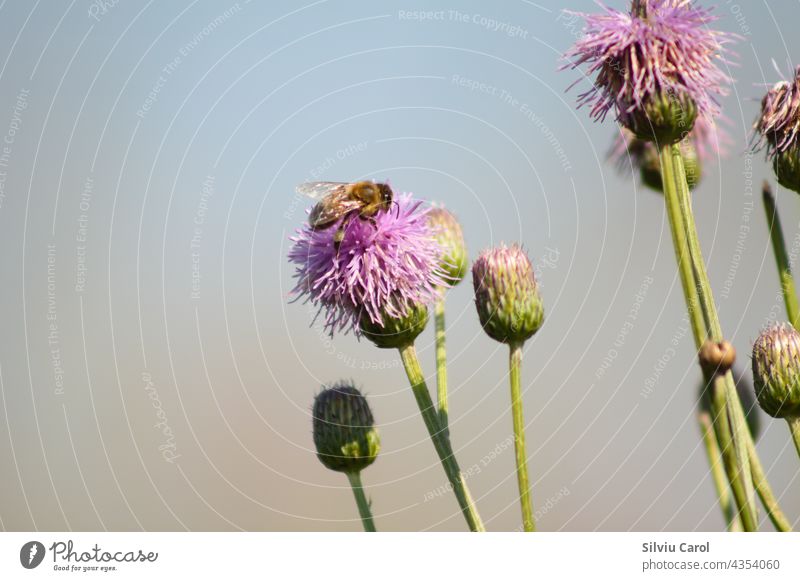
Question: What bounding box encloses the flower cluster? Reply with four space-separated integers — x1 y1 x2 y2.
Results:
288 193 445 335
564 0 734 141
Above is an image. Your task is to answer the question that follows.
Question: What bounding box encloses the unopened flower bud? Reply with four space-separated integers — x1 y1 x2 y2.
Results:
751 323 800 419
698 339 736 376
621 90 698 145
773 146 800 194
360 303 429 349
427 207 468 286
313 383 380 474
472 244 544 345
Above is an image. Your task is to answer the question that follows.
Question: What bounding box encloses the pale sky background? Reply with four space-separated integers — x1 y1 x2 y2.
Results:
0 0 798 531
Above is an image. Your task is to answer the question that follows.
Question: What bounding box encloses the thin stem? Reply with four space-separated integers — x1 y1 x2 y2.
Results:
670 145 759 527
660 145 706 347
763 182 800 329
698 410 740 531
509 342 535 531
660 145 759 531
788 416 800 460
346 471 376 532
747 436 793 531
398 343 485 532
434 296 449 438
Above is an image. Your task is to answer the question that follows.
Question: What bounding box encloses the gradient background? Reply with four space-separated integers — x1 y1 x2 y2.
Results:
0 0 798 532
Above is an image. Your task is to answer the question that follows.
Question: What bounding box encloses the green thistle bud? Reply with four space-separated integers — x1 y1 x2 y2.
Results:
312 383 380 474
360 303 429 349
472 244 544 345
622 90 697 145
751 323 800 419
773 146 800 194
639 138 701 192
427 207 468 286
698 365 762 440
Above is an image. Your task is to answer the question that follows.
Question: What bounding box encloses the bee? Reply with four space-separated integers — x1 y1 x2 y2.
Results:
296 180 394 245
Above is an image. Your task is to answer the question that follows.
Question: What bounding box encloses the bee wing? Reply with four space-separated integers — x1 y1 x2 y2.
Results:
295 181 350 200
309 194 363 229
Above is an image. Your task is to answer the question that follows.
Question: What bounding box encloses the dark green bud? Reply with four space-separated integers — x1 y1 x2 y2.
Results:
360 303 429 349
312 383 380 474
773 146 800 194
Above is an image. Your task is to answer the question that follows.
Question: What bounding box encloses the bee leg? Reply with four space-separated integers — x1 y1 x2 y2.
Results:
332 214 354 254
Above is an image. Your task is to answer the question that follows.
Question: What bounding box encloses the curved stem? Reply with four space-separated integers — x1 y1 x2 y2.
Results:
346 471 376 532
788 416 800 460
698 411 740 531
434 297 449 438
398 344 485 532
763 182 800 329
660 145 759 531
747 437 793 531
509 342 535 531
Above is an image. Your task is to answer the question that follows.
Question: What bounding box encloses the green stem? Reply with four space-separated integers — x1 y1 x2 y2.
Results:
763 182 800 329
398 344 485 532
434 297 449 438
747 436 793 531
660 145 759 531
788 416 800 460
346 471 376 532
509 342 535 531
698 411 740 531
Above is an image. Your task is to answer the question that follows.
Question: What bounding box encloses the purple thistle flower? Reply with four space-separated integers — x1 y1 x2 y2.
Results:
288 193 446 335
563 0 735 127
754 65 800 157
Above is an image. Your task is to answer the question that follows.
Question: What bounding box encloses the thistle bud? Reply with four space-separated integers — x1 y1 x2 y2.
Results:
639 138 702 192
621 90 698 145
360 303 429 349
751 323 800 419
427 207 468 286
773 146 800 194
312 383 380 474
698 365 762 440
472 244 544 345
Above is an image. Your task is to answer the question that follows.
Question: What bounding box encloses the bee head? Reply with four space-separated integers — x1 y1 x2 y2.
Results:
377 183 393 209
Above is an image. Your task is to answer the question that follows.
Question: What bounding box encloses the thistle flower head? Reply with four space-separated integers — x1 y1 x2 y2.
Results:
312 382 380 474
472 244 544 345
288 193 446 335
751 323 800 419
755 66 800 156
754 66 800 193
564 0 734 142
427 207 468 286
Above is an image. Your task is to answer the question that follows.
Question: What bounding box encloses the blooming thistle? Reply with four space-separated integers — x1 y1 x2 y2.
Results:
563 0 735 143
754 66 800 193
472 244 544 345
288 193 446 335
